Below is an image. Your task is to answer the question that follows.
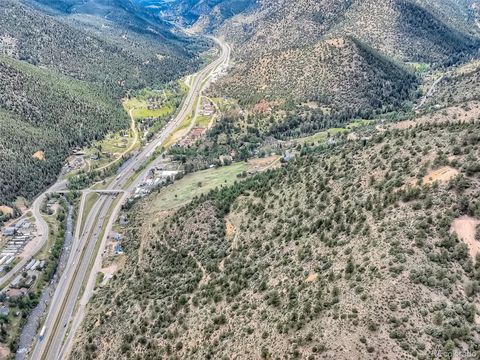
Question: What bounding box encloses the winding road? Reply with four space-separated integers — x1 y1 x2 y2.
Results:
27 36 230 360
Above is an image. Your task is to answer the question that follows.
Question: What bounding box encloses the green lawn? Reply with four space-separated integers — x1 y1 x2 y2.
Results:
296 119 374 145
132 105 174 120
150 162 248 212
407 62 431 74
196 115 212 128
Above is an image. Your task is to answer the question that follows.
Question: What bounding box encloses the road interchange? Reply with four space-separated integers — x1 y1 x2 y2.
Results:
27 36 230 360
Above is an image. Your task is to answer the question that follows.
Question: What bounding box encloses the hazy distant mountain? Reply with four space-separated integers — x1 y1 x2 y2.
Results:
196 0 480 110
0 0 204 204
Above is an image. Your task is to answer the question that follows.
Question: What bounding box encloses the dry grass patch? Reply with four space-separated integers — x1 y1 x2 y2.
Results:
247 155 281 172
32 150 45 160
0 205 13 215
225 219 236 240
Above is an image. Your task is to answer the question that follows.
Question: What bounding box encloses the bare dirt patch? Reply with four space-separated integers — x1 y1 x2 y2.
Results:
0 205 13 215
225 219 236 240
0 346 10 359
451 216 480 259
247 155 281 172
325 37 346 48
305 273 318 282
32 150 45 161
394 120 416 130
252 100 277 114
100 257 125 286
423 166 459 185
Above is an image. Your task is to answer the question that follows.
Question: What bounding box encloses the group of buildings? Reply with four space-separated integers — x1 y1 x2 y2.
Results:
10 258 45 289
0 220 44 317
133 160 180 199
1 219 35 274
0 256 45 318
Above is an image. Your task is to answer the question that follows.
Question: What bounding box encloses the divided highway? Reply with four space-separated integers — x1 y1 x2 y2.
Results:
29 36 230 360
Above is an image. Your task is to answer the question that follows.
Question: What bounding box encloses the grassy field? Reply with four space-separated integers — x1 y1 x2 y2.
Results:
296 119 374 145
150 162 248 212
37 212 60 261
195 115 212 128
211 97 238 113
407 62 431 74
123 84 185 121
127 104 175 120
85 131 137 169
81 193 100 234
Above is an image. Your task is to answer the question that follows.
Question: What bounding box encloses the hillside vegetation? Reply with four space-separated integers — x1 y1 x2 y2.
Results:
72 111 480 359
1 0 201 92
425 61 480 108
217 37 417 108
0 56 128 204
193 0 480 113
0 0 206 204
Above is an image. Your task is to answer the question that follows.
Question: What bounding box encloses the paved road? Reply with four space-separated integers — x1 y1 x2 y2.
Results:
16 202 74 360
0 180 66 289
97 108 139 171
29 36 230 360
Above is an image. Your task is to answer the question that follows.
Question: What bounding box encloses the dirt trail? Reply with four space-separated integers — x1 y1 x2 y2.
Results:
451 216 480 259
414 74 445 111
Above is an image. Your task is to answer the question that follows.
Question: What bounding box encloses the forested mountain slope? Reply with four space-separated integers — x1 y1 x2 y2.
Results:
217 37 418 109
186 0 480 111
424 60 480 108
71 113 480 359
0 57 127 204
0 0 205 205
2 0 201 91
208 0 479 64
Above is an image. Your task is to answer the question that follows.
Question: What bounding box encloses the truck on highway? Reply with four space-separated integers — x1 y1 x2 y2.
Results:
39 325 46 341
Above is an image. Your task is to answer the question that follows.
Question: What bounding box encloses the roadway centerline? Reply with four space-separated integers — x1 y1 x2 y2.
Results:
29 36 230 360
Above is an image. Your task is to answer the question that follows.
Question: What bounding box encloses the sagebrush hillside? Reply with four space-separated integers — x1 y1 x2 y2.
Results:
213 0 479 64
216 37 417 108
196 0 480 109
71 109 480 359
424 60 480 108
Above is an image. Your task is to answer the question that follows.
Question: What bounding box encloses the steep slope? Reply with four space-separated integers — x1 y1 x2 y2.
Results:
187 0 480 110
1 0 200 91
0 0 206 204
0 56 128 204
216 37 417 108
424 60 480 108
210 0 479 64
330 0 480 66
139 0 258 26
71 116 480 359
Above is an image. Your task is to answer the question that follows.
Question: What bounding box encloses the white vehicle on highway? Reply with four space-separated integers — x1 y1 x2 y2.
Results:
39 326 46 341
